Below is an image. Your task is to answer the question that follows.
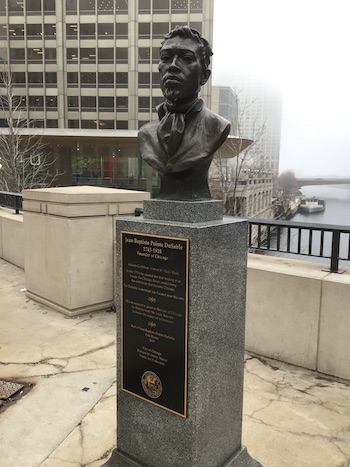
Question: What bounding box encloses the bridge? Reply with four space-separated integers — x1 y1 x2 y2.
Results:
296 177 350 188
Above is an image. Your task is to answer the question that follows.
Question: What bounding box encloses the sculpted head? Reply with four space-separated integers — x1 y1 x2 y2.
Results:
159 26 213 106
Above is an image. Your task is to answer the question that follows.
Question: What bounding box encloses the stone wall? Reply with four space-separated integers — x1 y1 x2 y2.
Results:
246 255 350 381
0 208 24 268
1 198 349 380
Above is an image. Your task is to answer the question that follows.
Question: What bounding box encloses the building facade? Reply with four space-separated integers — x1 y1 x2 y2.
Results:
0 0 214 194
0 0 213 130
210 83 277 218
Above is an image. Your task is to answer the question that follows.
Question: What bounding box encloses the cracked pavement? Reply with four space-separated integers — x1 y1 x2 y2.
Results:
1 258 350 466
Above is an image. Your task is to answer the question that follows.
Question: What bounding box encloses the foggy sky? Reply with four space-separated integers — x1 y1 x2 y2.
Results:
211 0 350 177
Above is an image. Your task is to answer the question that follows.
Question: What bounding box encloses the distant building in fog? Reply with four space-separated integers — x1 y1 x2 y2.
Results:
225 71 283 176
211 86 238 135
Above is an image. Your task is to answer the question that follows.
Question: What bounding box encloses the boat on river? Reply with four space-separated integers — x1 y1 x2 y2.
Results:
299 196 326 213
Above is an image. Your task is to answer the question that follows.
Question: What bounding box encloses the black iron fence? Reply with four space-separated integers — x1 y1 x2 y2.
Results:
0 191 23 214
249 218 350 273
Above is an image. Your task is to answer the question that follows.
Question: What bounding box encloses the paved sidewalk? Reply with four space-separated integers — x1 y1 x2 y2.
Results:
1 258 350 467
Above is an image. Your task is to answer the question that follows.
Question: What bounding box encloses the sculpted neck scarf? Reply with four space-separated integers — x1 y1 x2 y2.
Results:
156 99 203 159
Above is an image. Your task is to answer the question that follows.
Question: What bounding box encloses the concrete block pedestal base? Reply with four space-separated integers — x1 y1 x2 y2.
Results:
105 446 261 467
105 200 262 467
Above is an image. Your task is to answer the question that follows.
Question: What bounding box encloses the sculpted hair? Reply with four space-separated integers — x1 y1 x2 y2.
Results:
161 26 213 69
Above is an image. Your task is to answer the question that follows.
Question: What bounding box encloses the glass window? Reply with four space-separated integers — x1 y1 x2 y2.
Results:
116 72 128 87
45 48 56 63
0 0 6 13
138 23 150 39
66 0 77 12
152 47 160 63
98 120 114 129
0 119 8 127
44 24 56 38
171 0 187 12
171 22 186 31
10 48 25 63
12 72 26 85
30 120 45 128
44 0 56 13
46 119 58 127
81 72 96 87
28 72 43 85
138 96 150 111
46 96 57 108
0 25 6 39
190 22 202 33
68 96 79 108
68 120 79 128
115 0 128 11
28 96 44 109
153 0 169 13
138 0 150 13
27 0 41 13
67 48 79 61
99 96 114 109
98 23 113 38
80 0 95 14
27 24 42 39
138 47 150 63
27 48 43 63
81 96 96 110
8 0 24 13
97 0 113 12
152 72 160 87
98 72 114 87
116 96 128 110
152 96 164 109
190 0 202 12
80 48 96 63
138 72 150 88
45 72 57 86
66 24 78 39
8 24 25 39
116 47 127 63
98 48 114 63
80 23 95 38
153 23 169 38
116 120 128 129
116 23 128 38
81 120 97 129
67 72 78 87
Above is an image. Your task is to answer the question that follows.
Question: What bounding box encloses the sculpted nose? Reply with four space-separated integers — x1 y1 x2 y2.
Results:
169 56 180 69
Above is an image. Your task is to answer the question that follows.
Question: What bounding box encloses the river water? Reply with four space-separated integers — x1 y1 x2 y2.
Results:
267 184 350 268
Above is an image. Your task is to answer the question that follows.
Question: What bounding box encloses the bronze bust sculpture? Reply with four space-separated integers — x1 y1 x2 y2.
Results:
138 26 231 200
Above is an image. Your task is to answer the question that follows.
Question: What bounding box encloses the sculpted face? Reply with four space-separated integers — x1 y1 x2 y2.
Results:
159 36 210 105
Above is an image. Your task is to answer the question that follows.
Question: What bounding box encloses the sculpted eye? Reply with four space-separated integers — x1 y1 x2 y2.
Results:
183 55 195 64
160 54 172 63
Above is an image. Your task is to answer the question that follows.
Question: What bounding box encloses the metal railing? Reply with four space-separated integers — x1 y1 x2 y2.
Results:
0 191 23 214
248 218 350 273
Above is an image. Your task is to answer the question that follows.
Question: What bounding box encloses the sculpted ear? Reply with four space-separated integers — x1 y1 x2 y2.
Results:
200 69 211 85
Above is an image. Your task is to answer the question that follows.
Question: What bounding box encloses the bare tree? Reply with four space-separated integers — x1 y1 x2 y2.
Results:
210 89 268 216
278 169 298 194
0 71 57 192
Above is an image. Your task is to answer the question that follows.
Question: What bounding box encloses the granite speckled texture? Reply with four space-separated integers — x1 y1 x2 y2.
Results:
106 201 262 467
143 198 224 223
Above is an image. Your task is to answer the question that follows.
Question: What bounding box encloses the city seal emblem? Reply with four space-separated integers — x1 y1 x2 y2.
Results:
141 371 162 399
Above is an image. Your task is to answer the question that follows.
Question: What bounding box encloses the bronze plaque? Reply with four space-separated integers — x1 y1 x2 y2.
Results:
121 231 189 417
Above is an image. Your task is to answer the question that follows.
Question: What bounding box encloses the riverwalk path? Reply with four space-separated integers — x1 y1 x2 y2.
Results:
1 257 350 466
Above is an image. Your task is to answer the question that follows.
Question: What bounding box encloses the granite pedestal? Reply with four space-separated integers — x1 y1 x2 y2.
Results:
105 199 262 467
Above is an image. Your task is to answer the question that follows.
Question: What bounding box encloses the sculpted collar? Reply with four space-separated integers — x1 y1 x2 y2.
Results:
156 98 204 120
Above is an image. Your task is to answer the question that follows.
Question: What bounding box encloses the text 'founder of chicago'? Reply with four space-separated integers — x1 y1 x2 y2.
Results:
138 26 231 201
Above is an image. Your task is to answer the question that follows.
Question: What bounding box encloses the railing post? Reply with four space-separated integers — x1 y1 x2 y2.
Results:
330 230 340 273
